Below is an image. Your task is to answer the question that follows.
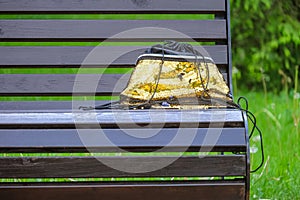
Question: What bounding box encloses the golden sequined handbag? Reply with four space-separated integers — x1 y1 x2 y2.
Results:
81 41 234 110
119 41 232 109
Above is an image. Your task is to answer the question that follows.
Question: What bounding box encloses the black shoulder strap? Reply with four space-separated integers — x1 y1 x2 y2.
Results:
146 40 201 56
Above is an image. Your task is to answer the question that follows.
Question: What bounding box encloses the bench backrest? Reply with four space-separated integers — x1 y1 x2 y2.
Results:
0 0 232 106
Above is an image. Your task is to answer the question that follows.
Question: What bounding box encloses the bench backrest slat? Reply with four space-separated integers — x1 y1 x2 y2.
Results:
0 73 228 96
0 46 228 66
0 0 225 14
0 20 226 42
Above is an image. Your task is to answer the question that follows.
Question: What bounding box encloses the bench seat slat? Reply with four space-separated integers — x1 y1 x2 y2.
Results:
0 128 246 153
0 46 228 66
0 20 226 41
0 155 246 178
0 182 245 200
0 110 244 128
0 0 225 14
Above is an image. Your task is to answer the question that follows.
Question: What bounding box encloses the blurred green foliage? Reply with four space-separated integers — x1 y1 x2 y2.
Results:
231 0 300 92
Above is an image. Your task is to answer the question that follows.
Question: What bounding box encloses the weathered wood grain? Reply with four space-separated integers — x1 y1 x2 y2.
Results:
0 155 246 178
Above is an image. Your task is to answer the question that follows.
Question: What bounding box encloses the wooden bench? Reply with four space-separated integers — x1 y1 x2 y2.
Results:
0 0 250 199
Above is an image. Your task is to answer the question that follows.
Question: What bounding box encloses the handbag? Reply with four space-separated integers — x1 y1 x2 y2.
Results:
119 41 232 109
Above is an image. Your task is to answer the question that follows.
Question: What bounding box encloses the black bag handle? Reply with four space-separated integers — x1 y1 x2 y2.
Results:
146 40 202 56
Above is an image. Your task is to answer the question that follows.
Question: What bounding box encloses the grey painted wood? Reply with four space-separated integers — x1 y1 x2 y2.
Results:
0 128 246 152
0 73 228 96
0 20 226 41
0 110 244 128
0 155 246 178
0 182 245 200
0 74 129 96
0 46 228 66
0 0 225 14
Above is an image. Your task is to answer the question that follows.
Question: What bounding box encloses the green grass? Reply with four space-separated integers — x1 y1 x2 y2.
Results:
235 89 300 199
